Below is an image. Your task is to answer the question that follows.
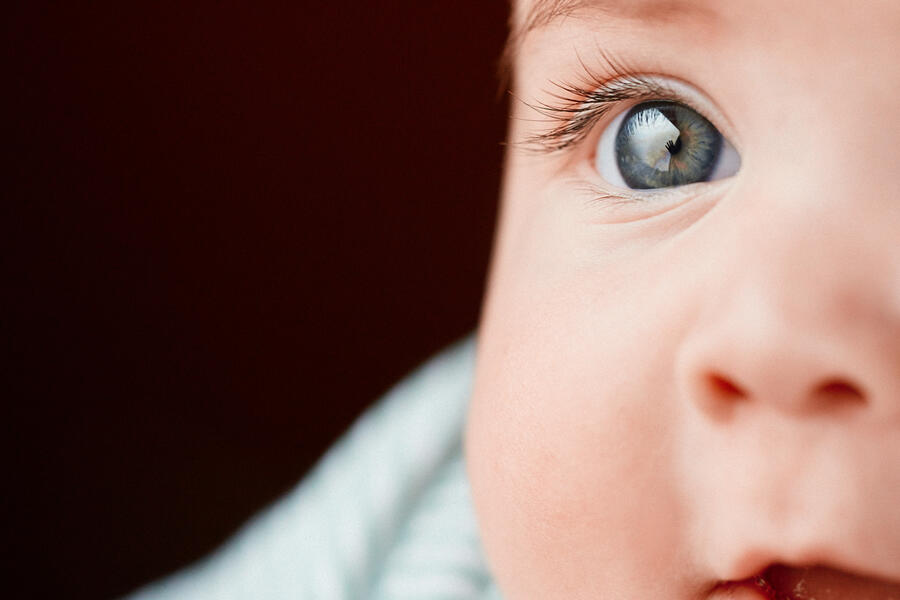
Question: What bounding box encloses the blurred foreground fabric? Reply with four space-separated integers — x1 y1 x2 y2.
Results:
126 335 502 599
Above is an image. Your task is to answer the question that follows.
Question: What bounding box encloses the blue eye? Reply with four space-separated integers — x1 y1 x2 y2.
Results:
595 100 740 190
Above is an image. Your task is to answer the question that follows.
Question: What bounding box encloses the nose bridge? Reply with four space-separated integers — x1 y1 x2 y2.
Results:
735 183 895 331
735 101 900 331
676 162 900 421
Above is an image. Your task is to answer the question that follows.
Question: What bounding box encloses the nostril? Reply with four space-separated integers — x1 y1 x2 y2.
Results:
694 372 748 421
705 373 748 400
813 378 867 406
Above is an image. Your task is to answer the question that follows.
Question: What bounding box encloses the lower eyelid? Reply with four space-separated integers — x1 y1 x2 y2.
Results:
571 175 729 225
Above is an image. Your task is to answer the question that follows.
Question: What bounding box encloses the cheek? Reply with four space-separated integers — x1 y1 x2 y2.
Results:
466 239 697 598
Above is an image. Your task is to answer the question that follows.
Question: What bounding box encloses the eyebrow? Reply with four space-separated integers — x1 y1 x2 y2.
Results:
516 0 592 38
517 0 714 38
498 0 716 87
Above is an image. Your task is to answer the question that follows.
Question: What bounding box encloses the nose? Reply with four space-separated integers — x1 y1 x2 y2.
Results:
675 191 900 424
677 285 896 422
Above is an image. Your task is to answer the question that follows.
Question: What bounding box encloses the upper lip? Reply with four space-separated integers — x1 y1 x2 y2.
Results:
715 562 900 600
729 549 900 587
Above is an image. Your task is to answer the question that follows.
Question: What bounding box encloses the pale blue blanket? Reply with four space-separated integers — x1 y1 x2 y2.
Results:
127 335 502 599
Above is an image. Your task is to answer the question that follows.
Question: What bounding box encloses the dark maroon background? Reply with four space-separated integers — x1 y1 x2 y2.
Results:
6 2 507 598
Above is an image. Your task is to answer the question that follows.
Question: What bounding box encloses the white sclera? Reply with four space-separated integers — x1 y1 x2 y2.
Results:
707 137 741 181
594 108 630 188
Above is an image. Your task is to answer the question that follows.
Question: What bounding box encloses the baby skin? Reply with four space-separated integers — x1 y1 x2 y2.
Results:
465 0 900 598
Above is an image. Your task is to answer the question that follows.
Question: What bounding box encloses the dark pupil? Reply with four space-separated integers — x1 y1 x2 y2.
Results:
614 101 722 189
665 137 682 155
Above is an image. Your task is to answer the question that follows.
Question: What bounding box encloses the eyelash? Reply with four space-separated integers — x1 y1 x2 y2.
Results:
519 54 685 155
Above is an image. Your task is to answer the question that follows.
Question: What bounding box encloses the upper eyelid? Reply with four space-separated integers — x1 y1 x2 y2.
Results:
517 76 667 153
519 73 737 156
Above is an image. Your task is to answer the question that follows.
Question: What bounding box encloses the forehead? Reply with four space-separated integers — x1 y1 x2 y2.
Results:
511 0 899 40
508 0 900 95
513 0 716 30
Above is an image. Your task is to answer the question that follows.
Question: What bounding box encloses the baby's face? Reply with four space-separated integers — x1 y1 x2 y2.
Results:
465 0 900 598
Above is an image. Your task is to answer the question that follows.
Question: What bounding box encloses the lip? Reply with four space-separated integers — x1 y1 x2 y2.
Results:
709 576 776 600
710 564 900 600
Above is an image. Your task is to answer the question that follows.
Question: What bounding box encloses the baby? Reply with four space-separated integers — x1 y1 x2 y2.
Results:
129 0 900 598
468 0 900 598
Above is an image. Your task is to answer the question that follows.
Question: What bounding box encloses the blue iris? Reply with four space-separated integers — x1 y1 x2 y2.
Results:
615 101 723 189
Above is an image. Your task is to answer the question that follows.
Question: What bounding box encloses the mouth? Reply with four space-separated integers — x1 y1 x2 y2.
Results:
710 564 900 600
